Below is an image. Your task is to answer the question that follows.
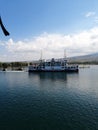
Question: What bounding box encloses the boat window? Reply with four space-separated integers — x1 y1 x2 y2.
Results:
45 62 51 66
55 62 61 66
62 62 65 66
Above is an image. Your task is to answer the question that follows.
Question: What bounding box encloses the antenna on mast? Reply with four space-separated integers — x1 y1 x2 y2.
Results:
64 49 66 59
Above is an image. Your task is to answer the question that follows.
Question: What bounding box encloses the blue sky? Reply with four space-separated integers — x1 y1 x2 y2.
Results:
0 0 98 61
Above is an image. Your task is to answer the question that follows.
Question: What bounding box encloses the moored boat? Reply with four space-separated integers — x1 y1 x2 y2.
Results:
28 58 78 72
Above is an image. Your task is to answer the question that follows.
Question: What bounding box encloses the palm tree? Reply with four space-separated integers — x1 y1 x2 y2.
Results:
0 16 10 36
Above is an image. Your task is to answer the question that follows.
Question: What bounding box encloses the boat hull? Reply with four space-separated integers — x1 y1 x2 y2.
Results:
28 68 79 73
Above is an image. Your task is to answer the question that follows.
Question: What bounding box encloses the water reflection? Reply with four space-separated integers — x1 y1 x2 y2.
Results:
28 72 68 82
1 71 98 130
28 72 79 92
28 72 68 92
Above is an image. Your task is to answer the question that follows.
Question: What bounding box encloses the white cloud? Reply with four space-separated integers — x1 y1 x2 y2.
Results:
1 27 98 62
85 11 98 24
85 12 96 17
94 16 98 23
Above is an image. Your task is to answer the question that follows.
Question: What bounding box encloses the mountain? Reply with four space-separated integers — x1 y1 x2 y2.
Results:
67 53 98 63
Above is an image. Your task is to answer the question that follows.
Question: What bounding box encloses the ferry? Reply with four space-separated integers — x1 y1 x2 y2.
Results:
28 58 78 72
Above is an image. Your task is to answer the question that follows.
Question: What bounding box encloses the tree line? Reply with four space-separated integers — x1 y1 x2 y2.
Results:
0 62 29 70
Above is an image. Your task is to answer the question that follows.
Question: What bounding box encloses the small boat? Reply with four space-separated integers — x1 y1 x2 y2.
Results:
28 58 78 72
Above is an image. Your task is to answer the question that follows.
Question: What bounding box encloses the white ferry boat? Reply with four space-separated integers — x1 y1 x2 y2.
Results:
28 58 78 72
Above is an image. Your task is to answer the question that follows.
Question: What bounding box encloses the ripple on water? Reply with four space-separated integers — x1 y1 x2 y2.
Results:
0 69 98 129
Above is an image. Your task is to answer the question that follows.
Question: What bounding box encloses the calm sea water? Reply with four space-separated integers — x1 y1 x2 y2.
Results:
0 66 98 130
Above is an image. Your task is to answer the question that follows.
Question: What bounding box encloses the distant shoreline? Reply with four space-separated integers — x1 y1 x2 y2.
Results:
0 61 98 72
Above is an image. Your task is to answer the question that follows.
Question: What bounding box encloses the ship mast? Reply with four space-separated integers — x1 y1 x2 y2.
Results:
40 50 43 60
63 49 67 66
64 49 66 59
